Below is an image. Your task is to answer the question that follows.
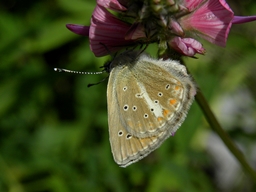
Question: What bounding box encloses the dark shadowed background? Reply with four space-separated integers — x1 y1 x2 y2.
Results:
1 0 256 191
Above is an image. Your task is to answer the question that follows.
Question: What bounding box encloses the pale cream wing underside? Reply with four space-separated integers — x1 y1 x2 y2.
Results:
107 74 169 167
106 55 196 167
113 60 195 138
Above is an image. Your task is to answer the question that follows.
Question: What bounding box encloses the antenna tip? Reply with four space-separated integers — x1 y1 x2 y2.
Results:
54 68 61 72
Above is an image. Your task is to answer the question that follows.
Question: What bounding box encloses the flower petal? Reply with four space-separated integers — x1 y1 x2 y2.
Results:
169 37 205 56
125 23 146 40
89 5 135 56
97 0 127 11
183 0 206 12
66 24 90 36
232 16 256 24
180 0 234 47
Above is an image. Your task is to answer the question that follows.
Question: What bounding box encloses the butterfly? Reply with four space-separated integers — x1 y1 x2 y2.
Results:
105 50 197 167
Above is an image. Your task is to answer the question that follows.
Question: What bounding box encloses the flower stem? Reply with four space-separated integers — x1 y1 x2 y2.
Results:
195 89 256 182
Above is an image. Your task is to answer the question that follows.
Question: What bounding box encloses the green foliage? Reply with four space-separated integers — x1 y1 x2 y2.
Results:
0 0 256 191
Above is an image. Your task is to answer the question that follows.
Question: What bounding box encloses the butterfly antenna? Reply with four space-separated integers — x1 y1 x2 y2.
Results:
54 68 108 87
54 68 104 75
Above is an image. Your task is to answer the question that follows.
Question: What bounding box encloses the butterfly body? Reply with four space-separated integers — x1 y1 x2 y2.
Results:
107 51 196 167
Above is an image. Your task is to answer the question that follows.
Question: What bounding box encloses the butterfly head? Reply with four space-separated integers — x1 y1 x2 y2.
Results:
103 50 142 74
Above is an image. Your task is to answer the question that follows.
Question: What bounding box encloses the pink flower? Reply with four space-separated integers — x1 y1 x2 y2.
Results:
169 37 206 57
66 24 90 36
97 0 127 11
67 2 137 57
66 0 256 57
88 5 136 56
232 15 256 24
179 0 234 46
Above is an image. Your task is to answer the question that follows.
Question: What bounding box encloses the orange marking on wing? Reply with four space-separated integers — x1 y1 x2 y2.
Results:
170 99 177 105
163 109 170 117
175 85 180 90
157 117 163 122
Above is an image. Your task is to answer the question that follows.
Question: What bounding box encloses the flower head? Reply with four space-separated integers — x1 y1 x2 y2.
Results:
169 37 205 57
67 0 256 57
179 0 234 46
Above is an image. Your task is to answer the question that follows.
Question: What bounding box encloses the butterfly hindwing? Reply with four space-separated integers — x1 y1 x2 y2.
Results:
106 51 196 167
107 74 169 167
111 53 196 138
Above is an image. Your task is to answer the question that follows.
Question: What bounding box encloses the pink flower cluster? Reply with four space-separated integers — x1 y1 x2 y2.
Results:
67 0 256 57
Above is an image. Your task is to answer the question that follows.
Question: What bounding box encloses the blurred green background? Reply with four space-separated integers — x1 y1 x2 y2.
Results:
1 0 256 191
